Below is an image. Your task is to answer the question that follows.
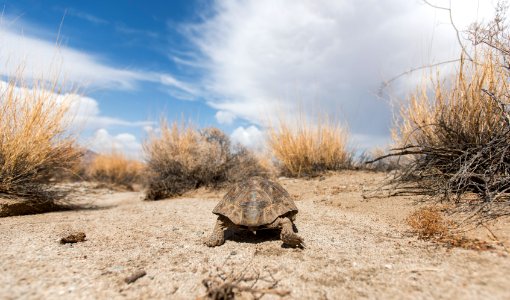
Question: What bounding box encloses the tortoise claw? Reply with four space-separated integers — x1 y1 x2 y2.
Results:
281 231 305 248
204 236 224 247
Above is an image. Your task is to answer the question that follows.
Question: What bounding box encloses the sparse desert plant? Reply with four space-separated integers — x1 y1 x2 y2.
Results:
407 207 493 251
370 6 510 221
393 54 508 150
382 52 510 219
0 76 81 214
86 151 144 190
407 207 451 239
143 120 268 200
267 115 351 177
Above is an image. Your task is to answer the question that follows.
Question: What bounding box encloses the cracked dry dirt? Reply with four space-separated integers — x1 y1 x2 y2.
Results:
1 171 509 299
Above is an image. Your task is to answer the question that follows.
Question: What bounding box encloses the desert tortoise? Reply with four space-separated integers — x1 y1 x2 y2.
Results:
205 177 304 247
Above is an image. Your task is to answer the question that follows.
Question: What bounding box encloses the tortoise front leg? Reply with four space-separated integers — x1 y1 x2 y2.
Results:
272 217 305 248
205 217 230 247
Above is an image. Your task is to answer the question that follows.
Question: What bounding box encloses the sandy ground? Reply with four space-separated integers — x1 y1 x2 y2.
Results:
1 171 510 299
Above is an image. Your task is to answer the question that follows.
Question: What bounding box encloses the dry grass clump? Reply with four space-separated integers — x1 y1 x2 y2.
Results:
376 5 510 220
0 77 81 207
407 207 494 251
407 207 451 239
267 116 351 177
394 54 508 150
86 151 144 190
143 121 269 200
376 51 510 219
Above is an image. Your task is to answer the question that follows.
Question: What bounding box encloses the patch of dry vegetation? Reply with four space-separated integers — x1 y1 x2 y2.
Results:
374 6 510 221
0 76 81 212
143 120 269 200
86 151 144 190
267 115 351 177
385 52 510 218
393 54 508 150
407 207 494 251
407 207 451 239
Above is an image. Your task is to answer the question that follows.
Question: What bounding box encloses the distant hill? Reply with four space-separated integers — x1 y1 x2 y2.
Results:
81 149 98 165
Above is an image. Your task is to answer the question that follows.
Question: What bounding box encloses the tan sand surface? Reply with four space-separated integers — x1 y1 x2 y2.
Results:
1 172 509 299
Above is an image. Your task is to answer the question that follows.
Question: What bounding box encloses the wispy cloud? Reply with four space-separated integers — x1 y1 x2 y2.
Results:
215 110 236 124
65 8 109 25
115 23 159 39
187 0 496 149
0 18 193 97
69 96 154 129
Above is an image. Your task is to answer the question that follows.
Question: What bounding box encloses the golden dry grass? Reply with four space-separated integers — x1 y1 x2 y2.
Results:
267 115 351 177
407 207 450 239
389 51 510 218
143 120 268 200
86 151 144 190
407 207 494 251
0 76 81 200
393 53 509 148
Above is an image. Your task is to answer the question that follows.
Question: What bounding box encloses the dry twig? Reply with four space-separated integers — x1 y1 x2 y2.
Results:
201 265 290 300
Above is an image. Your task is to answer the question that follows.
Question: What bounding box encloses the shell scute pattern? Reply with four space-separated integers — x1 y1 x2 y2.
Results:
213 177 298 226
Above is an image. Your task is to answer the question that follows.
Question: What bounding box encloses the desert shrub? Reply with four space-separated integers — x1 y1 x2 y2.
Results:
86 151 144 190
267 115 351 177
143 121 268 200
393 55 508 150
0 77 81 205
385 52 510 217
374 5 510 220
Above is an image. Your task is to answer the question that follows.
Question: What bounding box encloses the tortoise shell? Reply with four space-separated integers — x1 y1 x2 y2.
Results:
213 177 298 227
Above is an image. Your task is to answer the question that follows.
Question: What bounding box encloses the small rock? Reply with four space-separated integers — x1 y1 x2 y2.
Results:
230 251 237 255
124 270 147 284
60 232 86 244
384 264 393 270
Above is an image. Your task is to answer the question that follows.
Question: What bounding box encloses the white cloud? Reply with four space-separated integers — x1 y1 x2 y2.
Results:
0 79 147 157
230 125 265 151
0 19 194 97
69 96 154 129
188 0 497 149
0 79 153 130
87 129 142 158
215 110 236 124
66 9 109 25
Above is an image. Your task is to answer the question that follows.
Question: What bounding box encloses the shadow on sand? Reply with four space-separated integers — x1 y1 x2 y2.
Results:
0 200 116 218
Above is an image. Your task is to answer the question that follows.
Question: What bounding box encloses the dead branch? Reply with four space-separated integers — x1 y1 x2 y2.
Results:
201 266 290 300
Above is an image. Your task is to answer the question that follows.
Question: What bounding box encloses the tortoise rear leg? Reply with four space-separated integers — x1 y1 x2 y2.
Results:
205 217 230 247
272 217 305 248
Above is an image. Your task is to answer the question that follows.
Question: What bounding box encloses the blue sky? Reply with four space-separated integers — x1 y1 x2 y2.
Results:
0 0 498 157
